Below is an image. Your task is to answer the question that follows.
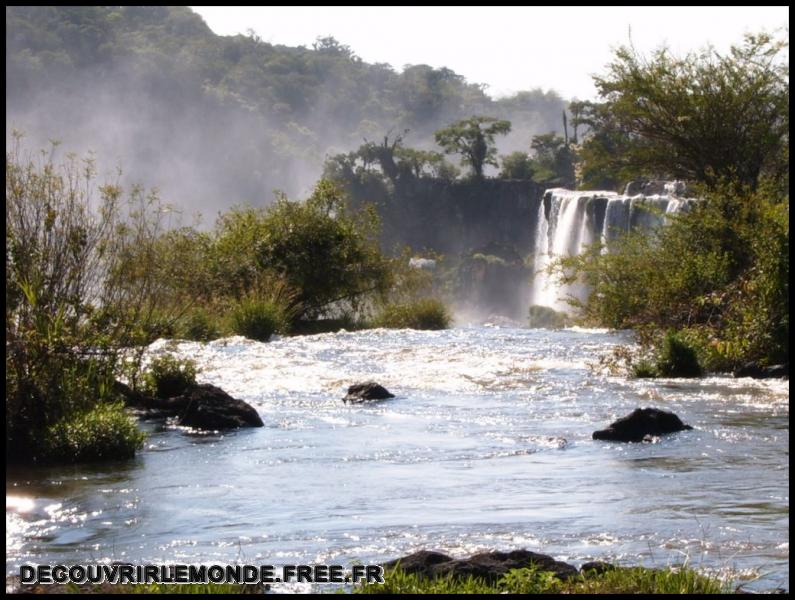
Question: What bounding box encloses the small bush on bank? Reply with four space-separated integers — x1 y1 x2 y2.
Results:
657 331 703 377
177 307 223 341
41 402 145 464
631 359 659 378
143 355 199 398
230 297 288 342
374 298 451 330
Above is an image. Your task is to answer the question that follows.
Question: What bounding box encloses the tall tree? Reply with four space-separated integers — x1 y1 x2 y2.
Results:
434 116 511 179
593 33 789 191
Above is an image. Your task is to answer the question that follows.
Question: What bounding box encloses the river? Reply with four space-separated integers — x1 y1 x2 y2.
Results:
6 325 789 592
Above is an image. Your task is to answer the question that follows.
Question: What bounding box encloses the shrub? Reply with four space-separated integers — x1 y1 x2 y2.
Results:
657 331 703 377
177 307 222 341
41 402 145 464
528 305 571 329
219 181 393 322
230 297 287 342
631 359 659 378
374 298 451 330
6 135 180 463
143 355 198 398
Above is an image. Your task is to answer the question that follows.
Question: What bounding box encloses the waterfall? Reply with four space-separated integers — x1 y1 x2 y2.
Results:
530 187 692 312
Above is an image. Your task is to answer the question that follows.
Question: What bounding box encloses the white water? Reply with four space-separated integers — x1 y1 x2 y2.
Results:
6 327 789 592
530 188 692 311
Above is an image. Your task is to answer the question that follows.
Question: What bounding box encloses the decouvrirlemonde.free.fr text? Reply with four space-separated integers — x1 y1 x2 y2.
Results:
19 563 385 585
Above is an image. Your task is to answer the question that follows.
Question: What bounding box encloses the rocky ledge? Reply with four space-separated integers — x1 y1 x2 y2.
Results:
114 381 263 429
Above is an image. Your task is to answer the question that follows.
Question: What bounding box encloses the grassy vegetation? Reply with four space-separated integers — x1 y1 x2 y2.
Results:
373 298 452 330
355 565 730 595
41 401 145 464
143 355 199 399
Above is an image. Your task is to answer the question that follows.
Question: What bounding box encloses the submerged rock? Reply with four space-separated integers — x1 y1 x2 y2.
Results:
383 549 578 583
343 382 395 403
592 408 693 443
732 363 788 380
177 384 264 429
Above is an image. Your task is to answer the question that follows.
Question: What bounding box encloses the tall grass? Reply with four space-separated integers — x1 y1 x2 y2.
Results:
373 298 451 330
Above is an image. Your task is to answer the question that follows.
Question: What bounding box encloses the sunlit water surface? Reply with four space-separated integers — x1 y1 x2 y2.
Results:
6 326 789 592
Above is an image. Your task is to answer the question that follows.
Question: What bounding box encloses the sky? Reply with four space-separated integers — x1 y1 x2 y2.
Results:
190 6 788 101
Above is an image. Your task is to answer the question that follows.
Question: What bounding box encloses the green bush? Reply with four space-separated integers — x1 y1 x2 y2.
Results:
41 402 145 464
143 355 198 398
657 331 703 377
631 359 659 378
528 305 571 329
177 307 222 341
230 297 288 342
374 298 451 330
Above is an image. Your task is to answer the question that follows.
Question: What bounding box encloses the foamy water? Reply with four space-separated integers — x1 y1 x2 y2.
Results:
6 326 789 591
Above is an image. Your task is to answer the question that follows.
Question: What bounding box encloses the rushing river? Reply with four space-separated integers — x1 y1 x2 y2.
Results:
6 326 789 592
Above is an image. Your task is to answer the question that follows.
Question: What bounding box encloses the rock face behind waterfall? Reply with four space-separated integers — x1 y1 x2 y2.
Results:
593 408 693 442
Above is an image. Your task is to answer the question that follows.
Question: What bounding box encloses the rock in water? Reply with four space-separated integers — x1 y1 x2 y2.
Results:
732 362 788 379
383 549 578 583
176 384 264 429
592 408 692 442
343 382 395 403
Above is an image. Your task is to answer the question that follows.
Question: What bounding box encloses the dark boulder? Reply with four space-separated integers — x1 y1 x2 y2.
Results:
383 550 454 576
115 380 263 430
383 549 578 584
343 382 395 403
593 408 693 443
176 384 264 429
733 362 788 379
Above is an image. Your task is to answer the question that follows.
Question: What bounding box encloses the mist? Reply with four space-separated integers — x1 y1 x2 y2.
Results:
6 6 569 226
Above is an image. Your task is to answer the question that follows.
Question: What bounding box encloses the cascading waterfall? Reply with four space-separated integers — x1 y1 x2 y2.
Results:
530 184 692 312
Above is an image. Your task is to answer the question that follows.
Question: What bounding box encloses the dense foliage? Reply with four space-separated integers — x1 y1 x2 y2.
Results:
577 33 789 192
554 33 789 373
6 135 173 462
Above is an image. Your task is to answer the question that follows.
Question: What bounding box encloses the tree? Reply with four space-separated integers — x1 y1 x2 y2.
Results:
593 32 789 191
528 133 576 188
254 180 393 320
434 116 511 179
499 151 534 180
